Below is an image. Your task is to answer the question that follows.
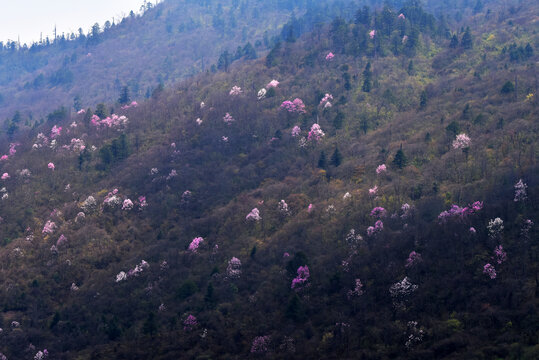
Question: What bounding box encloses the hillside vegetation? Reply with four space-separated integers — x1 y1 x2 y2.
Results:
0 0 537 359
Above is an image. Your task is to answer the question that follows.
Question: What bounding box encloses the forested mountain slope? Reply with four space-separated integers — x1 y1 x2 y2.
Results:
0 0 355 121
0 0 537 359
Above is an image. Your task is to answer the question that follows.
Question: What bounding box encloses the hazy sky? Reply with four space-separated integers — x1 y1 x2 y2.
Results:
0 0 146 45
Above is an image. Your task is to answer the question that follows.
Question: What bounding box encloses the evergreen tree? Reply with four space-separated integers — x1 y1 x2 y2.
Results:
333 112 344 129
392 146 408 169
73 96 82 111
407 60 415 75
205 283 216 306
331 148 342 167
419 90 428 109
118 86 130 105
461 27 473 49
449 34 459 48
95 103 108 118
362 62 372 93
217 50 231 72
142 312 157 336
242 42 257 59
500 81 515 93
318 151 327 169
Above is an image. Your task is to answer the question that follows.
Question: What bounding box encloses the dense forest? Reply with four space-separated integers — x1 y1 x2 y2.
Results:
0 0 537 358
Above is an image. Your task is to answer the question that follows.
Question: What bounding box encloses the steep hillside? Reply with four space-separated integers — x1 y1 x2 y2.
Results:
0 0 537 359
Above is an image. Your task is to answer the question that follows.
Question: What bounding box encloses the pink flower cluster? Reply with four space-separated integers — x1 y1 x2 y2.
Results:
77 109 86 115
223 112 235 125
370 207 387 218
183 315 198 331
9 143 19 156
188 237 204 253
483 263 496 279
367 220 384 236
347 278 364 298
369 30 376 39
438 201 483 222
91 114 128 129
291 125 301 137
1 173 9 180
127 260 149 277
405 251 422 268
121 101 138 110
514 179 527 202
452 133 471 149
398 13 406 19
494 245 507 264
42 220 57 235
307 124 325 142
320 93 333 108
267 79 279 88
376 164 387 175
70 138 86 152
251 335 271 354
281 98 306 113
325 52 335 60
229 86 242 96
138 196 148 209
291 265 310 290
34 349 49 360
227 257 242 278
369 185 378 196
51 125 62 139
122 199 134 210
246 208 261 221
48 162 55 170
56 234 67 247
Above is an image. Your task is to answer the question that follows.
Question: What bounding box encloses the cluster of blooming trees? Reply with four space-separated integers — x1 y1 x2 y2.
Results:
115 260 149 282
280 98 306 113
91 114 128 129
438 201 483 222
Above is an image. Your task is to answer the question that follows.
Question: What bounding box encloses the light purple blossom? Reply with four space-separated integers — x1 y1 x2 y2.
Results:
483 263 496 279
188 237 204 253
291 265 310 290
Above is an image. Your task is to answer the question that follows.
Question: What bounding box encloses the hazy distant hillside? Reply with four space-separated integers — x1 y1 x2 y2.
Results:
0 0 360 122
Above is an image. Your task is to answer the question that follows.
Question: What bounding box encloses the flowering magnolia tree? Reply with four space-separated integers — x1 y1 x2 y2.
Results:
267 79 279 88
223 113 235 125
347 278 364 298
226 257 242 278
188 237 204 253
281 98 306 114
514 179 527 202
367 220 383 236
291 265 310 291
452 133 471 150
229 86 242 96
438 201 482 222
183 315 198 331
307 124 325 142
483 263 496 279
389 277 418 309
251 335 271 354
246 208 261 221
